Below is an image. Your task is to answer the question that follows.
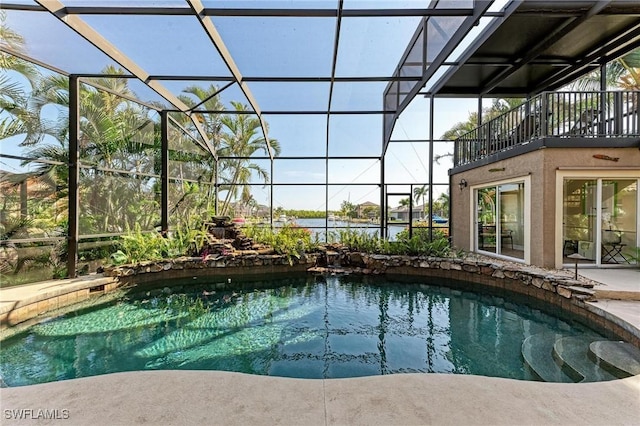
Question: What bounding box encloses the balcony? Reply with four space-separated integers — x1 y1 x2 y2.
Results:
453 91 640 170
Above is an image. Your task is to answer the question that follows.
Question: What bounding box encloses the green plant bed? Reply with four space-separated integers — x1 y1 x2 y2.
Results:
330 228 456 257
0 267 56 288
107 223 458 273
243 224 320 265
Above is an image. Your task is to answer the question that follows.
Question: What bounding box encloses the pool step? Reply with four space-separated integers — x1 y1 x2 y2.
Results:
589 341 640 378
523 333 640 383
552 336 617 382
521 333 574 383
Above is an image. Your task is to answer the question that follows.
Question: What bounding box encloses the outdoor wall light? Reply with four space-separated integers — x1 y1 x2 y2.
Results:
458 179 468 191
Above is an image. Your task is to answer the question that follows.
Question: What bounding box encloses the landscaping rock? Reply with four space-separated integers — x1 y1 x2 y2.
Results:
105 243 600 306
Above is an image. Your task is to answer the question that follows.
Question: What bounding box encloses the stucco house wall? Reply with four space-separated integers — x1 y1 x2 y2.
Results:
451 146 640 269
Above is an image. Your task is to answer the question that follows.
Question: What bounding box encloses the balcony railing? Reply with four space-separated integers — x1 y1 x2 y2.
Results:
453 91 640 167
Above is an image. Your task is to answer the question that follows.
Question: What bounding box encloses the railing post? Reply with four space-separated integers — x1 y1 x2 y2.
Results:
614 91 623 135
598 92 607 136
486 121 492 158
453 139 459 166
540 92 548 137
599 64 607 136
476 95 482 163
635 92 640 135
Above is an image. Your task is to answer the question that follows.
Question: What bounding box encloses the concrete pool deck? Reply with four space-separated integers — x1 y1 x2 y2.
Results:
1 370 639 425
1 267 639 425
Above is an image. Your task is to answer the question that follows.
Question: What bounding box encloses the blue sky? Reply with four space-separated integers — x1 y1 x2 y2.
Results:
1 2 485 210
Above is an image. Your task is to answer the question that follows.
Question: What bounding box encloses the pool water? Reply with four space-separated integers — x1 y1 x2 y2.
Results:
0 275 604 386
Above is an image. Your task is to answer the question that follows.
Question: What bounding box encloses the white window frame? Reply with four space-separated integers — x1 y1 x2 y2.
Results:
555 169 640 269
469 175 531 264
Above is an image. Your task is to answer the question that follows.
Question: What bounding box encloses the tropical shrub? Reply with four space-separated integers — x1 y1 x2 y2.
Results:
333 228 453 257
334 229 381 253
165 225 209 258
113 222 211 264
244 224 318 264
118 224 169 264
395 224 447 242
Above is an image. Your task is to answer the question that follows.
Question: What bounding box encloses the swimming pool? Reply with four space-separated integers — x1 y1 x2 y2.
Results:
0 275 608 386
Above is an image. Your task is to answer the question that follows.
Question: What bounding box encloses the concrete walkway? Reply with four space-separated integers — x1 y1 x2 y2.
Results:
579 268 640 336
1 269 639 425
0 370 639 425
580 268 640 300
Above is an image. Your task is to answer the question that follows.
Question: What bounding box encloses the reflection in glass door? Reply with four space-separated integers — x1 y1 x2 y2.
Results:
499 182 524 259
477 187 496 253
562 180 597 264
563 178 638 265
476 182 525 259
601 180 637 265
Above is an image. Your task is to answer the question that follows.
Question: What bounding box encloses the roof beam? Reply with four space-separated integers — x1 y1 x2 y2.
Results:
326 0 345 136
0 3 44 12
480 0 611 94
147 76 423 82
48 6 482 18
77 78 162 112
34 0 218 159
4 2 509 18
205 8 480 18
165 109 388 115
382 1 494 153
532 20 640 93
0 46 69 76
325 0 345 223
452 56 579 66
427 0 524 96
187 0 274 161
188 82 235 112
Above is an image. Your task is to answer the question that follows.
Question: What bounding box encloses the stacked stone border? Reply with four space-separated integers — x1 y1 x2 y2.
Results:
1 252 638 348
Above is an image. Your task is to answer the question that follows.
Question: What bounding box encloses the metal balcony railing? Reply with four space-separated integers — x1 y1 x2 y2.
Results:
453 91 640 167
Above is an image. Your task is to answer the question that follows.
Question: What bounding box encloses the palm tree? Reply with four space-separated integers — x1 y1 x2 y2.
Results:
485 98 525 119
440 97 526 141
13 75 71 228
559 49 640 134
477 187 496 224
177 84 225 213
1 19 66 234
616 49 640 90
413 185 428 219
18 67 162 233
395 198 411 223
178 84 225 146
75 69 160 231
440 111 479 141
433 192 449 218
218 101 280 216
243 195 258 218
437 97 525 164
0 12 22 64
566 48 640 91
0 13 41 145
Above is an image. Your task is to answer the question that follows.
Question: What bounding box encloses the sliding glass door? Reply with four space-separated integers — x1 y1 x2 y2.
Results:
563 178 638 265
601 179 637 264
562 179 597 264
476 181 525 260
